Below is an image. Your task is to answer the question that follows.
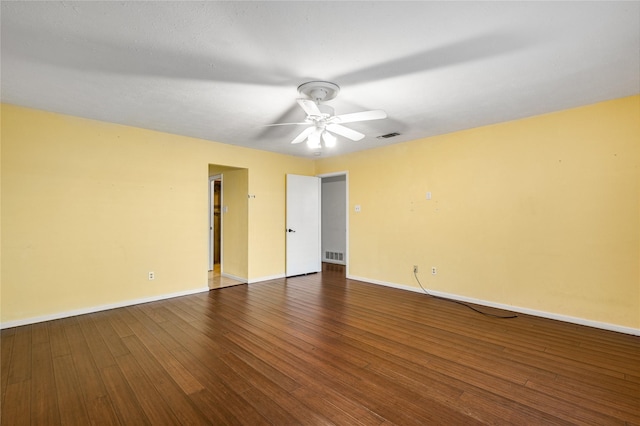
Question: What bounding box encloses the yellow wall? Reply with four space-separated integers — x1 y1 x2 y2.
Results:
1 104 314 324
220 168 249 279
316 95 640 329
2 97 638 329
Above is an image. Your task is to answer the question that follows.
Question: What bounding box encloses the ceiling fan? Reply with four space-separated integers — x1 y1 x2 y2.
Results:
269 81 387 149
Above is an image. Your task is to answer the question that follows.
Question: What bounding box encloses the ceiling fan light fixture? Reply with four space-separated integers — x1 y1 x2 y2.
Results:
322 131 337 147
307 128 322 148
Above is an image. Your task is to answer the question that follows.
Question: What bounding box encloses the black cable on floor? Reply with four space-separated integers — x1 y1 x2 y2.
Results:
414 271 518 319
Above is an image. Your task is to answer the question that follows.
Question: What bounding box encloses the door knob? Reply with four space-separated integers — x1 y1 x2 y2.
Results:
287 229 296 233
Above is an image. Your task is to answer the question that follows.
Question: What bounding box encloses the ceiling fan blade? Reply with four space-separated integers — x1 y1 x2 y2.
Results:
291 126 315 144
297 99 322 116
326 124 365 141
332 110 387 124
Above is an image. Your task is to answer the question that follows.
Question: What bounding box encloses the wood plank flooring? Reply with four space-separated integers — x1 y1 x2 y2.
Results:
2 263 639 425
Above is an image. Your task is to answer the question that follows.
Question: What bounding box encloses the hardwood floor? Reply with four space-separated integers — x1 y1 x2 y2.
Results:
2 263 639 425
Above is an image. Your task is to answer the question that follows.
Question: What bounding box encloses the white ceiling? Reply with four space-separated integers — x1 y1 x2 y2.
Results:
2 1 638 158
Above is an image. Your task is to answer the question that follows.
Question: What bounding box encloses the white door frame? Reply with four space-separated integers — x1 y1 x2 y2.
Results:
208 174 223 271
318 171 349 276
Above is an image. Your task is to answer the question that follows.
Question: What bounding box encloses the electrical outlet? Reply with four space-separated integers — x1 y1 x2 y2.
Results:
431 267 437 275
413 265 418 274
148 271 155 280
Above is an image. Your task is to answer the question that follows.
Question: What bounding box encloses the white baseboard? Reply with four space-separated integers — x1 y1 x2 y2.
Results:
248 273 286 284
7 275 637 337
347 274 640 336
221 272 247 282
0 287 209 330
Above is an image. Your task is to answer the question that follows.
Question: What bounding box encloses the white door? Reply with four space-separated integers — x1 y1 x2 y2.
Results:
286 174 321 277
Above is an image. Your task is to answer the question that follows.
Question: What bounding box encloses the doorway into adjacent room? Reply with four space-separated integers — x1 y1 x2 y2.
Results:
320 173 348 271
208 166 247 289
209 175 222 270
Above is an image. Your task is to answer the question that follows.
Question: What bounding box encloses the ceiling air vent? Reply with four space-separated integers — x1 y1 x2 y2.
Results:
377 132 400 139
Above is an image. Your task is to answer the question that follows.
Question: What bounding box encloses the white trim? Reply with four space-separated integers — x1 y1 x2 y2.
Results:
0 287 209 330
347 274 640 336
248 273 286 284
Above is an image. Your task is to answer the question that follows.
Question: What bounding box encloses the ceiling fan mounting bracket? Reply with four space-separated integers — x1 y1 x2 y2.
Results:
298 81 340 103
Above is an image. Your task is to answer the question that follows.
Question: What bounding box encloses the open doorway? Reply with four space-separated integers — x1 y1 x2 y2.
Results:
208 165 248 289
209 175 222 271
320 173 348 272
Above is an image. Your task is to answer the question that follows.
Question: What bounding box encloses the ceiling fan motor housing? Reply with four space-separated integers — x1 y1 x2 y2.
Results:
298 81 340 103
